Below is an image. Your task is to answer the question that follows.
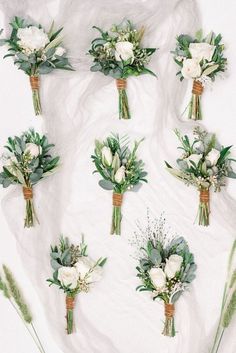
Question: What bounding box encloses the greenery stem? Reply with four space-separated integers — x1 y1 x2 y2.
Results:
118 88 130 120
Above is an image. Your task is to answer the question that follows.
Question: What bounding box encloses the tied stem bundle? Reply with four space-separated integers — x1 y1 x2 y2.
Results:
163 303 175 337
30 76 41 116
66 295 75 335
116 79 130 120
198 188 210 226
189 80 204 120
111 193 123 235
23 186 38 228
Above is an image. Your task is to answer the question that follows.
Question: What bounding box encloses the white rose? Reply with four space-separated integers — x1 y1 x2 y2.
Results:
54 46 66 57
206 148 220 166
114 166 126 184
115 41 134 62
58 267 78 289
17 26 49 51
75 257 102 283
149 268 166 291
101 146 113 167
189 42 216 62
165 255 183 279
25 143 42 158
186 153 202 166
181 58 201 79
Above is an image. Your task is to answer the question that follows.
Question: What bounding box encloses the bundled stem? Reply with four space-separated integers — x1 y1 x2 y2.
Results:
30 76 42 116
198 188 210 226
111 192 123 235
23 186 38 228
116 79 130 120
188 80 203 120
66 294 75 334
162 303 175 337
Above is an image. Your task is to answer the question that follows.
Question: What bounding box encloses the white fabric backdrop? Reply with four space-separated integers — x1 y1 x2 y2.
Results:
0 0 236 352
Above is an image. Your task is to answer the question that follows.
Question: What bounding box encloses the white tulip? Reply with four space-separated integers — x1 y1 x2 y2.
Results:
114 166 126 184
115 41 134 62
54 46 66 57
111 152 120 173
186 153 202 166
181 58 201 79
165 254 183 279
101 146 113 167
189 42 216 62
75 257 102 283
58 267 79 289
206 148 221 166
149 268 166 291
25 143 42 158
17 26 49 51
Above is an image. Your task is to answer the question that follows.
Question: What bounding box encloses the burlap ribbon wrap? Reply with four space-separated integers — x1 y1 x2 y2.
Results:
192 80 204 96
116 78 127 90
200 189 210 204
113 193 123 207
165 303 175 319
23 186 33 200
30 76 40 90
66 296 75 311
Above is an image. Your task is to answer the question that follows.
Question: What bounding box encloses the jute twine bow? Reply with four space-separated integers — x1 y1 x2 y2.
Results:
200 189 210 203
116 78 127 90
113 193 123 207
30 76 40 90
192 80 203 95
66 296 75 311
165 303 175 318
23 186 33 200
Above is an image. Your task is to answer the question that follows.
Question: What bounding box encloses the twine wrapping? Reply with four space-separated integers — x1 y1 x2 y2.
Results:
23 186 33 200
116 79 127 90
66 296 75 311
192 80 203 95
113 193 123 207
165 303 175 318
30 76 40 90
200 189 210 203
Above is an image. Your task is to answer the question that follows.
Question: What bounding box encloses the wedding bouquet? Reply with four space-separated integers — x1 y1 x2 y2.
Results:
133 213 196 337
88 20 156 119
172 30 227 120
0 129 59 227
91 134 147 235
47 236 106 334
0 16 73 115
210 240 236 353
165 127 236 226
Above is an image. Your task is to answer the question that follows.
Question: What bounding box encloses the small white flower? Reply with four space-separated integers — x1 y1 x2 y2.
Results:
75 257 102 283
206 148 221 166
181 58 201 79
54 46 66 57
149 268 166 291
17 26 49 51
115 41 134 62
114 166 126 184
101 146 113 167
189 42 216 62
165 255 183 279
58 267 78 289
197 75 212 88
25 143 42 158
176 56 184 62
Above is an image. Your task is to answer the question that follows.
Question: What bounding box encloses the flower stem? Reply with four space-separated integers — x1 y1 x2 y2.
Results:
118 89 130 120
188 93 202 120
162 316 175 337
24 199 39 228
32 89 41 116
111 205 122 235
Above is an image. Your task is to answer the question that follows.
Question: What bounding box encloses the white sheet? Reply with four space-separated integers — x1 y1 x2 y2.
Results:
0 1 236 352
